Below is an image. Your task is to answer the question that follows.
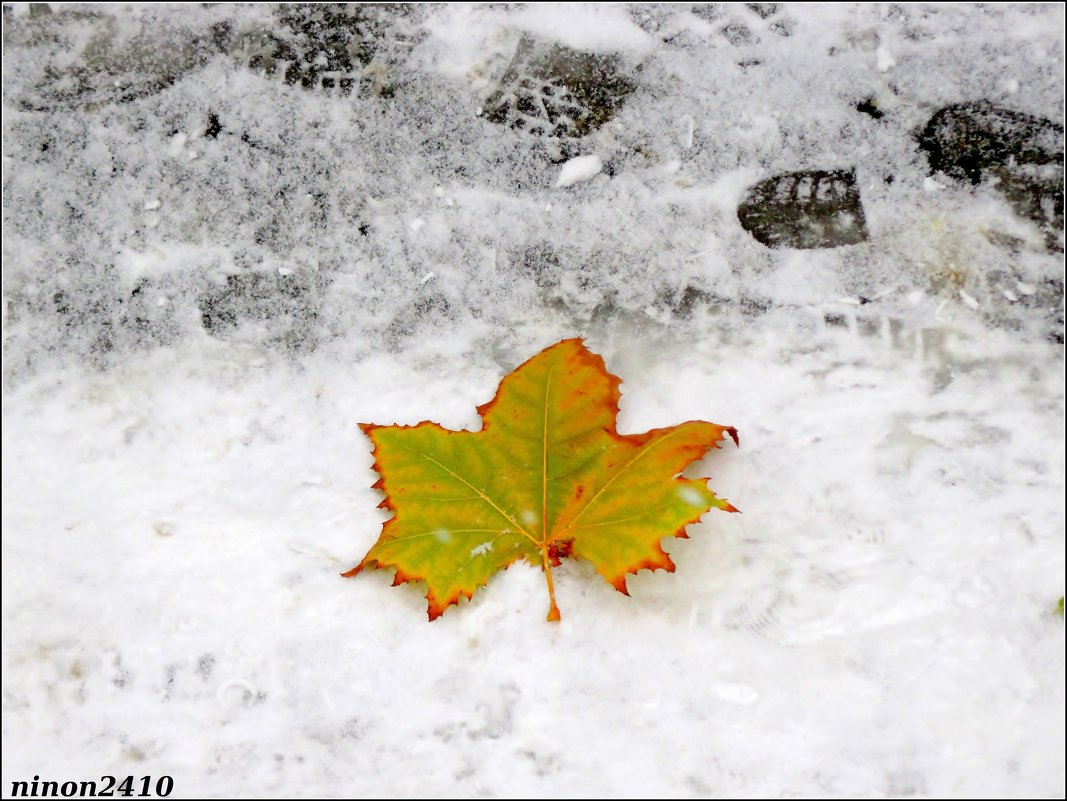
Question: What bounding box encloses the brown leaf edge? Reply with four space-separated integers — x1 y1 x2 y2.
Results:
339 421 527 621
342 338 740 620
587 420 740 598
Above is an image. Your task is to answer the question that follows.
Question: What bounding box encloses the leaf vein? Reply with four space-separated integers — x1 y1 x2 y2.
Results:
398 445 538 546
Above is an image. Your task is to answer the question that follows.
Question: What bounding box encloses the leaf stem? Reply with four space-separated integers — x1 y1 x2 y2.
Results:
541 547 561 622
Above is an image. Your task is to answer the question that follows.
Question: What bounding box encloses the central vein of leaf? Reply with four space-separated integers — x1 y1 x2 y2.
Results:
540 366 560 622
542 367 553 545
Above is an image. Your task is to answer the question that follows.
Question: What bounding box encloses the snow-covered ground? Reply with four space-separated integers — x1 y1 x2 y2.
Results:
3 3 1063 798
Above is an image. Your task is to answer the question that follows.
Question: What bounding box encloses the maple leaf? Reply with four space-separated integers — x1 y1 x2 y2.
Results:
343 338 738 621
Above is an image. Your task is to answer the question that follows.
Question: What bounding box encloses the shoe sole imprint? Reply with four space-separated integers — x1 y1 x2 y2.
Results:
480 35 638 140
738 169 870 249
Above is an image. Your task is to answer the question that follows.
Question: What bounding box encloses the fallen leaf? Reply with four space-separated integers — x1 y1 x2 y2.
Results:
344 338 738 621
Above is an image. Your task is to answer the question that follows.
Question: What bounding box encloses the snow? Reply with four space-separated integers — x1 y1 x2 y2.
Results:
555 155 604 188
676 486 707 508
470 541 494 558
2 2 1064 798
876 44 896 73
510 4 654 58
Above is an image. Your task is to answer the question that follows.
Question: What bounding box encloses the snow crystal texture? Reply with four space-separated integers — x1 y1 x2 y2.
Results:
3 3 1064 798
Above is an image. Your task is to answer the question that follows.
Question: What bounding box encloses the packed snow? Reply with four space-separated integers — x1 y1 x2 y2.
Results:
556 154 603 188
2 3 1063 798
